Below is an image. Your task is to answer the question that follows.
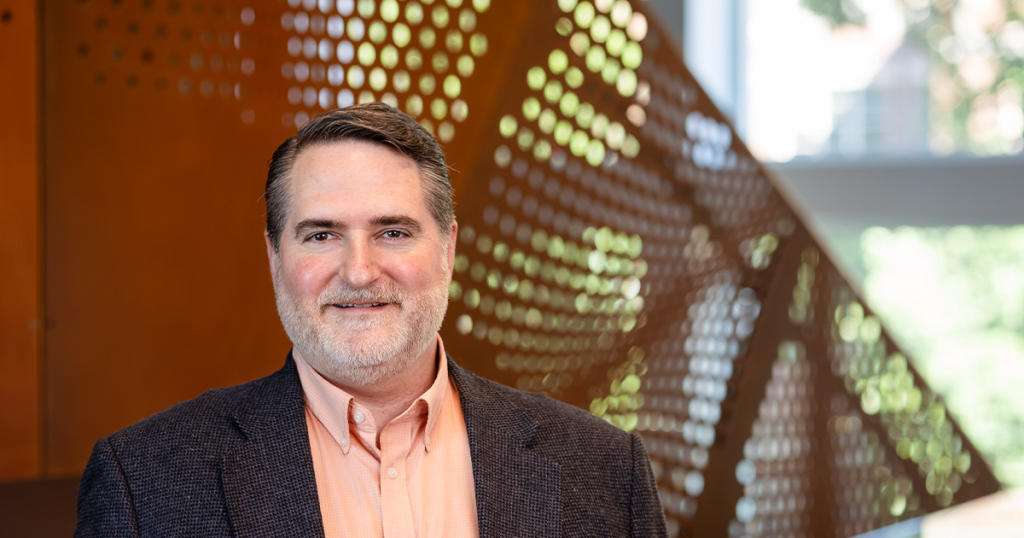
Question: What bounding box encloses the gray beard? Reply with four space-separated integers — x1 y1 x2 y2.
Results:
273 269 450 387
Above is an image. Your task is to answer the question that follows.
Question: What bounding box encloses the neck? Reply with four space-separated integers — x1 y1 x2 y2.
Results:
298 340 439 432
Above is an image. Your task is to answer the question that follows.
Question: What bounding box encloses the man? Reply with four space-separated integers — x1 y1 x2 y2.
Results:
76 103 668 537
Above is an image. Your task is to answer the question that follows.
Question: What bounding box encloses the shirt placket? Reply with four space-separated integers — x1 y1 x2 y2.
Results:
379 418 416 538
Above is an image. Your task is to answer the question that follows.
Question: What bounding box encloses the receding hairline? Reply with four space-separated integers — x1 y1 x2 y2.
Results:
294 137 419 171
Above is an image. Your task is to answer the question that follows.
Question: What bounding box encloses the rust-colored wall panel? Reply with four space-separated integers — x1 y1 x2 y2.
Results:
0 0 43 480
42 0 295 474
438 0 532 199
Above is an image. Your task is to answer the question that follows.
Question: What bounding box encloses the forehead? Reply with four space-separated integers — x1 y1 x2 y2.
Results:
286 140 427 219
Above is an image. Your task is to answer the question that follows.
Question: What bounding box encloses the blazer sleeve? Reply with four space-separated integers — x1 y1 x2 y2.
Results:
629 432 669 538
75 437 141 538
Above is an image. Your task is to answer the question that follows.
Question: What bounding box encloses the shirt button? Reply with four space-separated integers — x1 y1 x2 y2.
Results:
340 437 348 447
353 411 365 424
387 467 397 479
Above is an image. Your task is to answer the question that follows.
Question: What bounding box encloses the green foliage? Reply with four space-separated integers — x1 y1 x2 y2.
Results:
800 0 1024 156
861 226 1024 486
900 0 1024 156
799 0 866 27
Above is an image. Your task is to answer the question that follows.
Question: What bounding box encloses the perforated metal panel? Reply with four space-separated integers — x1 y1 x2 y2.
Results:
28 0 1001 534
425 1 999 536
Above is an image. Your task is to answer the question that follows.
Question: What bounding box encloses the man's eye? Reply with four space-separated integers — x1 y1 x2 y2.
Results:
382 230 406 239
311 232 331 241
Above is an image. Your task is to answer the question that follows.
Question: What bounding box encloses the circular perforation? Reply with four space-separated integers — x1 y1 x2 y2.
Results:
279 0 489 138
74 0 255 122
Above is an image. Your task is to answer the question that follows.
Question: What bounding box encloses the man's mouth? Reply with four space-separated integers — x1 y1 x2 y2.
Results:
334 303 389 308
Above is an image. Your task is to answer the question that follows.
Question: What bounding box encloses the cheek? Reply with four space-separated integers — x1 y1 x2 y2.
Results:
282 257 336 298
385 252 447 289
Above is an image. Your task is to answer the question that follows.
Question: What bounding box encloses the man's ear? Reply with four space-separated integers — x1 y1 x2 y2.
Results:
265 231 279 286
446 221 458 276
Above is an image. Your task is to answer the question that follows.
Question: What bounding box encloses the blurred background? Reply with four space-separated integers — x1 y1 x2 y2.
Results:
658 0 1024 489
2 0 1022 536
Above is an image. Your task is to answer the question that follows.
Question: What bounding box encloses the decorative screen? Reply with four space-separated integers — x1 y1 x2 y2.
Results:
44 0 1000 533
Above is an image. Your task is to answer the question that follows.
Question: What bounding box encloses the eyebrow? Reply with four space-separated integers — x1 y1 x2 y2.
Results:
292 215 424 239
370 215 423 234
293 219 342 239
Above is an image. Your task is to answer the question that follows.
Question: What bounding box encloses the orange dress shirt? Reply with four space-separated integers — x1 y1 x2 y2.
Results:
294 336 479 538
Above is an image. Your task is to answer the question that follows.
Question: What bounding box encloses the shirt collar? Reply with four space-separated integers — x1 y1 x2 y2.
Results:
418 335 449 452
294 335 450 455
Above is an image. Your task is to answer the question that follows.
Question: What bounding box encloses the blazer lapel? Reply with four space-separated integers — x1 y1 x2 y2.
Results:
449 357 562 538
222 354 325 538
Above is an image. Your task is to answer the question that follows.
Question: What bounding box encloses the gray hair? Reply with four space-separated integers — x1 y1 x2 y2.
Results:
265 103 454 251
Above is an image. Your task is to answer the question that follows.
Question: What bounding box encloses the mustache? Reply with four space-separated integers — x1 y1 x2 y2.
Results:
318 280 405 308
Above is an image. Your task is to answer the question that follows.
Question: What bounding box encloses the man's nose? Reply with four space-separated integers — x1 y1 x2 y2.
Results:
340 238 380 288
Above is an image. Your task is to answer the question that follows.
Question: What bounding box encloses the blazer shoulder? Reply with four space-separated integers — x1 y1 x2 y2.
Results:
105 359 296 452
450 358 629 442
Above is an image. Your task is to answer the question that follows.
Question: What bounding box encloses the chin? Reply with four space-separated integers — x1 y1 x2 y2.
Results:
301 319 426 381
275 275 450 387
310 340 419 387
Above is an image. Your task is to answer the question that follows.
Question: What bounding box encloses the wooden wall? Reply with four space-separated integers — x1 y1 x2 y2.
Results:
0 0 43 480
1 0 530 480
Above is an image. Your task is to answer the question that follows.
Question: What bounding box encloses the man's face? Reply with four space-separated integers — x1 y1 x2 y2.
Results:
266 140 457 387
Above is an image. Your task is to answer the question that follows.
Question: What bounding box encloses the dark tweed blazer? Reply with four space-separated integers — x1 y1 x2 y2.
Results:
76 353 668 537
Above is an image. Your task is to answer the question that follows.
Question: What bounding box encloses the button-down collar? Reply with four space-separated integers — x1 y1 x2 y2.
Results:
294 335 450 456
